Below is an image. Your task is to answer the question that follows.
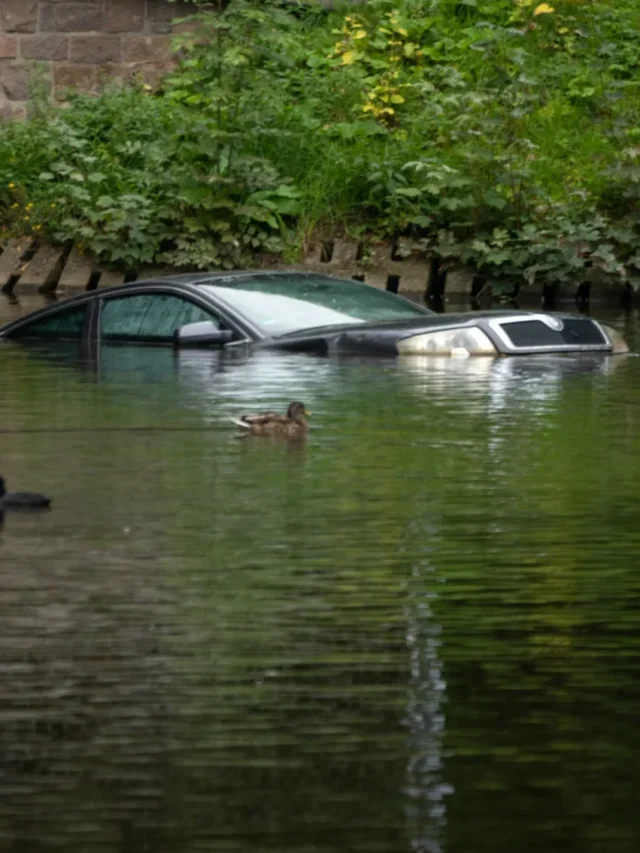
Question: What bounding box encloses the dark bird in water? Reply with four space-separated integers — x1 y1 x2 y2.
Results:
230 401 311 438
0 476 52 509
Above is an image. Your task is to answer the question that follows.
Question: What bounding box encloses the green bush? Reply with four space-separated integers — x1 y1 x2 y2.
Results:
0 59 299 270
1 0 640 292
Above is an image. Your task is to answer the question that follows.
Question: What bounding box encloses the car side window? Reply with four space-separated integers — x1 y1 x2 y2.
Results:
100 293 220 342
9 304 87 339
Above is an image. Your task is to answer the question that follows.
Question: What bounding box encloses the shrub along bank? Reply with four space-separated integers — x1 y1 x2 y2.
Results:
1 0 640 297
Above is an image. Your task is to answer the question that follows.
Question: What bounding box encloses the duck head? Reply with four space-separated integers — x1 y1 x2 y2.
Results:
287 402 311 420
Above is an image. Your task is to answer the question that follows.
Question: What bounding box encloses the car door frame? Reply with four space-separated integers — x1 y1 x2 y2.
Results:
90 282 254 347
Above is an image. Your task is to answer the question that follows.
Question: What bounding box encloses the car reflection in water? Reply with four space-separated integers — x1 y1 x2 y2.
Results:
399 351 626 405
2 337 628 404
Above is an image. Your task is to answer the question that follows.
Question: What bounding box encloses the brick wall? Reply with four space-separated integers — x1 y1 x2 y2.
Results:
0 0 198 119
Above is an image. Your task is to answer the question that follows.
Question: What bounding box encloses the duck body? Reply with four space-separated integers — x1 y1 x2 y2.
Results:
0 477 51 509
231 401 310 438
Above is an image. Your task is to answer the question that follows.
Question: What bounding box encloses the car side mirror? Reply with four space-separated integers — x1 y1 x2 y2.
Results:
174 321 234 347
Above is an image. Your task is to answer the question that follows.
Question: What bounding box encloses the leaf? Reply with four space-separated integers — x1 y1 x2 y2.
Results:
470 38 498 51
394 187 421 198
407 215 432 227
38 172 55 181
483 190 507 210
440 197 467 210
486 250 510 265
341 50 360 65
353 30 367 40
533 4 555 15
390 94 405 104
178 185 212 204
306 54 326 68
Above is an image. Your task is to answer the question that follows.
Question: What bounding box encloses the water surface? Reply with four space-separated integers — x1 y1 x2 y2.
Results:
1 294 639 853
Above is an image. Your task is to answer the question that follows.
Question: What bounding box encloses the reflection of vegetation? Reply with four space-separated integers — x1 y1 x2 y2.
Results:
3 1 640 292
2 345 640 850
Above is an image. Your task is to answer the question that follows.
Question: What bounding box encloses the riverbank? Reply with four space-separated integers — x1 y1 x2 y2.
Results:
2 0 640 300
2 234 632 309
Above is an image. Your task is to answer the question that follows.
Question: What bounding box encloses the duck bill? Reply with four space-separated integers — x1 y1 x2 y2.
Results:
304 409 311 417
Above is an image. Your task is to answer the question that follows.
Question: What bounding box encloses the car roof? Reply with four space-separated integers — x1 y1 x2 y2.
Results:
0 270 381 335
165 270 353 286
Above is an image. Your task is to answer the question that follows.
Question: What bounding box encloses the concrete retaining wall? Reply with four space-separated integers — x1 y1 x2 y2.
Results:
2 236 622 308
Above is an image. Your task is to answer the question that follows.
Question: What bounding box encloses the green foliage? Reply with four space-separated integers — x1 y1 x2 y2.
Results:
1 0 640 289
0 6 301 271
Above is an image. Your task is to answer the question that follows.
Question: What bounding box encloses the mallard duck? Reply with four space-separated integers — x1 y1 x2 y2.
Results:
231 401 311 438
0 476 51 509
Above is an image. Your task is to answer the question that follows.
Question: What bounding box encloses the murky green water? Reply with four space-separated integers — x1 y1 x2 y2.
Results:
1 294 640 852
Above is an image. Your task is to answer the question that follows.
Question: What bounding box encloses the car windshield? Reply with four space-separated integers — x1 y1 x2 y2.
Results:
199 275 431 336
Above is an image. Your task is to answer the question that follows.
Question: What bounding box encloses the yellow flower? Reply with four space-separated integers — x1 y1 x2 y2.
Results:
50 203 56 208
23 216 30 222
353 29 367 39
25 203 33 211
534 3 555 14
8 182 15 189
341 50 359 65
33 225 42 231
11 203 19 209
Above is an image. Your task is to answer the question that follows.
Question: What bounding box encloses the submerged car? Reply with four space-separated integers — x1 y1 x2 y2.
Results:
0 271 629 356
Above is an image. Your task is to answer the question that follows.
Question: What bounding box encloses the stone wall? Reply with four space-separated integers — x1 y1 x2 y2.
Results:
0 0 198 119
